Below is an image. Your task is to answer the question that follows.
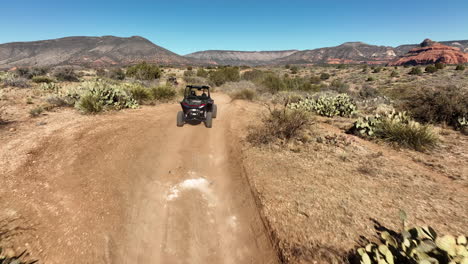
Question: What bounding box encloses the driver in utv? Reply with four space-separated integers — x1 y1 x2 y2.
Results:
176 85 217 128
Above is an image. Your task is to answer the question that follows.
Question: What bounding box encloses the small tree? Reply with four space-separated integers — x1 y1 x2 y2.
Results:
320 73 330 80
408 67 422 75
126 62 161 80
455 64 466 71
425 65 438 73
435 62 445 70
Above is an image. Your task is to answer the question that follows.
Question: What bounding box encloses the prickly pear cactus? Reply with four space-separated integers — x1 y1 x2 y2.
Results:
350 111 412 137
354 212 468 264
288 94 357 117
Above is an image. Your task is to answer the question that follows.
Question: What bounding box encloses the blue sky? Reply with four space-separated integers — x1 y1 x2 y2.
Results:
1 0 467 55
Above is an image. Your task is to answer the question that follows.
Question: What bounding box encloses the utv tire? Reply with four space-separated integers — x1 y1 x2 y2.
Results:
177 111 185 127
205 112 213 128
212 104 218 118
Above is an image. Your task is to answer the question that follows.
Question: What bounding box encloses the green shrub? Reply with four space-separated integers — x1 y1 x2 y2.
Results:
337 64 346 69
310 75 321 84
372 67 382 73
350 111 438 151
40 82 60 93
455 64 466 71
3 76 29 88
351 211 467 264
108 68 125 80
390 70 399 77
126 84 151 103
32 76 54 83
376 118 438 151
209 67 240 86
15 67 48 79
75 81 138 113
425 65 438 73
183 70 195 77
247 106 311 145
329 79 349 93
242 69 267 82
149 85 176 101
262 74 286 94
320 73 330 80
367 76 375 82
126 62 161 80
29 106 44 117
435 62 445 69
196 68 209 78
289 94 357 117
231 88 256 101
54 68 79 82
359 84 380 98
403 86 468 129
290 66 299 74
408 67 422 75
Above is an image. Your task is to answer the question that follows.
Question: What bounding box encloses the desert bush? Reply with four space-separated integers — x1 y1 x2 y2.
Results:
359 84 380 98
183 70 195 77
75 81 138 113
320 73 330 80
209 67 240 86
310 75 322 84
390 70 399 77
367 76 375 82
247 105 311 145
29 106 44 117
126 62 161 80
336 64 346 69
435 62 445 70
290 66 299 74
3 76 29 88
289 94 357 117
32 76 54 83
242 69 267 82
329 79 349 93
403 86 468 129
40 82 60 93
408 67 422 75
261 74 286 94
126 83 151 103
425 65 438 73
372 67 382 73
53 68 79 82
183 75 211 86
350 211 468 264
15 67 48 79
455 64 466 71
46 95 68 107
149 85 176 101
108 68 125 80
196 68 209 78
231 88 256 101
350 111 437 151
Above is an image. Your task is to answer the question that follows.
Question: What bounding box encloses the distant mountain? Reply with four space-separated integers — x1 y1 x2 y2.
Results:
0 36 192 68
187 40 468 66
185 50 298 66
272 42 397 65
0 36 467 68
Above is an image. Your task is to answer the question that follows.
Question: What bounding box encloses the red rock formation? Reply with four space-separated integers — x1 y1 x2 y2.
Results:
389 39 468 66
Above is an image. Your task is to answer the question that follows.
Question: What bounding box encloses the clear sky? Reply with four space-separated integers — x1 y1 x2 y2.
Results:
1 0 467 55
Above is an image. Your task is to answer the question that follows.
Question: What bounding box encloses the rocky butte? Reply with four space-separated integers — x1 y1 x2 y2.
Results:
389 39 468 66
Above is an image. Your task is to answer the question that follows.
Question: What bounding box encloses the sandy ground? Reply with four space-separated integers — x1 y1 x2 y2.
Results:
0 93 278 263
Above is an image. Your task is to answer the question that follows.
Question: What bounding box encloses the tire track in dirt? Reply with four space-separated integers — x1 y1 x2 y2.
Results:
103 94 279 264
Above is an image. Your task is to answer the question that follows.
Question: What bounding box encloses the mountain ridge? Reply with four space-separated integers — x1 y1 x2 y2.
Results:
0 36 467 68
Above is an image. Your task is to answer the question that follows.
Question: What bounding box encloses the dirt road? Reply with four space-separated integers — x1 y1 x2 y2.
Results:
0 94 278 263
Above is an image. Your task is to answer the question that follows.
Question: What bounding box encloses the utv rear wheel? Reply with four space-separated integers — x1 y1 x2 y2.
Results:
177 111 185 127
212 104 218 118
205 112 213 128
